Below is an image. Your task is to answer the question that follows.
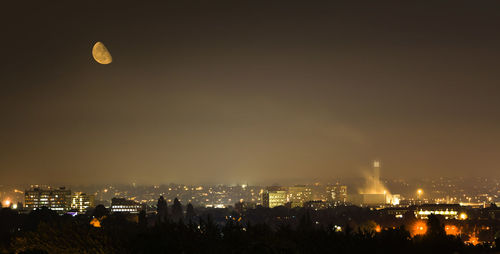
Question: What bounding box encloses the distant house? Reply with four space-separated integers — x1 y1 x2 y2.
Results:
111 198 143 214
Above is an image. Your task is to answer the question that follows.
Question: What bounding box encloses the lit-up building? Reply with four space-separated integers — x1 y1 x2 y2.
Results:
347 160 389 206
111 198 143 213
71 192 95 213
388 194 401 205
326 184 348 203
287 185 312 208
24 187 71 213
373 160 381 191
261 187 288 208
415 204 463 219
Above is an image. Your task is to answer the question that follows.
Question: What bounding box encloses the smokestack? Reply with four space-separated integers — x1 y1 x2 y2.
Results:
373 160 380 190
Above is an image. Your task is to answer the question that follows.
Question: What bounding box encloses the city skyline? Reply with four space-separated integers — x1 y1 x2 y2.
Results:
2 175 499 207
3 1 500 252
2 0 500 184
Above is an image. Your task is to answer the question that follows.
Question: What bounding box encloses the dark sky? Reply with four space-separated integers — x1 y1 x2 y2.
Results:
1 0 500 185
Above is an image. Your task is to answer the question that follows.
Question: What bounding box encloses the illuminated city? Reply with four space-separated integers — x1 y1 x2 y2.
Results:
2 167 500 251
3 0 500 253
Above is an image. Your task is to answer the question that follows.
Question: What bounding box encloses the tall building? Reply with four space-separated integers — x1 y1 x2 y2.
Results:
287 185 312 208
111 198 143 213
71 192 95 213
350 160 389 206
261 187 287 208
373 160 381 191
24 187 71 213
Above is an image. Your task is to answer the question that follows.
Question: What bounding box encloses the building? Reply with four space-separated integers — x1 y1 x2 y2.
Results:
415 204 464 219
234 201 257 213
326 184 348 203
71 192 95 213
480 204 500 220
111 198 143 213
261 187 288 208
287 185 312 208
388 194 401 205
24 187 72 213
373 160 381 191
348 160 389 206
304 200 334 210
262 185 314 208
348 193 387 206
382 207 411 218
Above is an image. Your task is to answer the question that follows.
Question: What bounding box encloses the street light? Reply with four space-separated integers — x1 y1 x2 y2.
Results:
416 189 423 204
2 200 11 207
459 212 467 220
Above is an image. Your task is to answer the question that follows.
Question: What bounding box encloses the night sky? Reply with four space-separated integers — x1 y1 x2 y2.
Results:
2 0 500 184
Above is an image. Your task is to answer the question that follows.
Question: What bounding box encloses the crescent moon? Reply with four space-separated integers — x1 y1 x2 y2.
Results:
92 42 112 64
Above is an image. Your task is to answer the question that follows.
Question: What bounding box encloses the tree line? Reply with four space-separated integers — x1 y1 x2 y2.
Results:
0 196 498 253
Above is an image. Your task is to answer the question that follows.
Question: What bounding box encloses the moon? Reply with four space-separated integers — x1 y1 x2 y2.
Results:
92 42 112 64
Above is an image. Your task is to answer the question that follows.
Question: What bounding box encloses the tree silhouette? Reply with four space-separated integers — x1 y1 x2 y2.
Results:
12 221 119 253
0 203 486 253
426 214 445 238
186 203 195 222
171 198 183 222
138 210 147 228
156 196 168 224
93 204 109 219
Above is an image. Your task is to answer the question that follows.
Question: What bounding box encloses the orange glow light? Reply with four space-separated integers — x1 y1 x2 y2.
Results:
90 218 101 228
375 225 381 233
2 200 11 207
467 234 479 246
411 221 427 236
445 225 459 235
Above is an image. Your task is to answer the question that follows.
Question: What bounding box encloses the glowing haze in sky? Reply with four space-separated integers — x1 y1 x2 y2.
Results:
1 0 500 184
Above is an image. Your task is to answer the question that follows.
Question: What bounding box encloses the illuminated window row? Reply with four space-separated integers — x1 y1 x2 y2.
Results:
417 210 458 215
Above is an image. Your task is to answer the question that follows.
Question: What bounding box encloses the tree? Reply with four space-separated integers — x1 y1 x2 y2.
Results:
157 196 168 223
298 210 313 232
171 198 183 222
495 231 500 250
426 214 445 238
139 210 147 228
186 203 195 222
93 204 109 219
12 221 120 253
